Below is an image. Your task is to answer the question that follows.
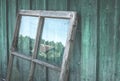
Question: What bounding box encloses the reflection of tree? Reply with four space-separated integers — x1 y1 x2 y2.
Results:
38 39 64 58
17 35 35 56
17 35 64 66
38 39 65 66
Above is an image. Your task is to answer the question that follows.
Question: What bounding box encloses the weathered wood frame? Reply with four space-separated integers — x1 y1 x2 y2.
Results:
6 10 77 81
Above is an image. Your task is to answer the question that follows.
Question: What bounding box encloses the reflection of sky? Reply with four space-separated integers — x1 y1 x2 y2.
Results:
19 16 70 46
42 18 70 46
19 16 39 39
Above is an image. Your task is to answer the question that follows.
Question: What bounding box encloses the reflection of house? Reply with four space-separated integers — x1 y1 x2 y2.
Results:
40 44 55 53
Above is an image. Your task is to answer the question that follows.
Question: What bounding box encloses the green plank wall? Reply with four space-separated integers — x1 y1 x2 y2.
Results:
0 0 7 79
0 0 120 81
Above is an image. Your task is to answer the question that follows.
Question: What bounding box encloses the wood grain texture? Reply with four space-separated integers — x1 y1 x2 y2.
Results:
68 1 81 81
1 0 120 81
17 0 30 10
18 10 74 18
98 0 117 81
0 0 7 79
59 12 77 81
0 0 2 77
114 1 120 81
31 0 47 10
8 0 17 49
47 0 67 10
68 0 98 81
80 0 98 81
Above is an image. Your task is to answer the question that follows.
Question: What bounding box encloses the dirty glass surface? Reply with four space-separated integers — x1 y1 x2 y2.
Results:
37 18 70 67
33 64 60 81
10 56 31 81
16 16 39 56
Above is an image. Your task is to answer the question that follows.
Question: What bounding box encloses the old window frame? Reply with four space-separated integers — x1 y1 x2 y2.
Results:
6 10 77 81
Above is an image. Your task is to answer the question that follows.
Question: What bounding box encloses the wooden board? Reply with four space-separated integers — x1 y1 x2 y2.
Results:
98 0 119 81
0 0 7 79
1 0 120 81
79 0 98 81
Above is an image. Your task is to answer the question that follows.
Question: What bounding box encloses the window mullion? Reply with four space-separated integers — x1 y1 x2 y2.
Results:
28 16 44 81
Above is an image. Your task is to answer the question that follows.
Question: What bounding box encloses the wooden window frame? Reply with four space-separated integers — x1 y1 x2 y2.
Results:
6 10 77 81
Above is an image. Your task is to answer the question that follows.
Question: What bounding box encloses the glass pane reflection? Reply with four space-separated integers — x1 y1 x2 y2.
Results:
17 16 39 56
10 57 31 81
37 18 70 67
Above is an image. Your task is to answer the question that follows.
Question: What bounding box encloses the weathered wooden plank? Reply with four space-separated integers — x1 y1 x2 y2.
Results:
19 10 74 18
57 0 68 10
11 15 21 50
0 0 7 79
33 59 61 72
40 11 72 18
70 0 98 81
11 51 61 72
69 0 98 81
8 0 17 50
59 13 77 81
98 0 116 81
11 52 32 61
0 0 2 78
6 54 14 81
113 0 120 81
48 0 67 10
31 0 47 10
17 0 30 10
47 0 57 10
7 4 16 80
67 0 81 81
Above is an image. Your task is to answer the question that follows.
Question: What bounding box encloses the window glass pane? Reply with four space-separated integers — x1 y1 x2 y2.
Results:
10 56 31 81
17 16 39 56
37 18 70 67
33 64 60 81
33 64 46 81
48 68 60 81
